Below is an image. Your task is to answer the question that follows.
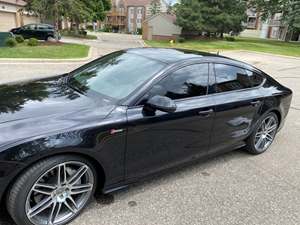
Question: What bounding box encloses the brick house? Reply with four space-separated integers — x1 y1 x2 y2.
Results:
0 0 40 32
242 8 300 41
104 0 168 33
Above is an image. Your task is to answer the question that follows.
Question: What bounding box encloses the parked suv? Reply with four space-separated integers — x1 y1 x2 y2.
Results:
10 23 61 41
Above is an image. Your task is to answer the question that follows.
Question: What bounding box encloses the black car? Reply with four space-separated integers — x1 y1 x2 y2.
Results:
10 23 60 41
0 48 292 225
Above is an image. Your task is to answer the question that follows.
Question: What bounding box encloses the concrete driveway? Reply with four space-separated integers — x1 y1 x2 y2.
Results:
0 36 299 225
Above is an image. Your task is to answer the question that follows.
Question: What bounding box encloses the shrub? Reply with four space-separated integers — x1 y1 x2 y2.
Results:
79 29 87 36
225 36 235 42
5 37 17 47
28 38 38 46
15 35 24 43
177 37 186 43
137 28 143 35
86 25 94 31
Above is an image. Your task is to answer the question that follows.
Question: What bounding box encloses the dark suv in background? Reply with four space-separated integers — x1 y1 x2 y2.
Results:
10 23 61 41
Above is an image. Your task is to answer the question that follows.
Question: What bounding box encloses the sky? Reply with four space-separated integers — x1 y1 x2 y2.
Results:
168 0 178 5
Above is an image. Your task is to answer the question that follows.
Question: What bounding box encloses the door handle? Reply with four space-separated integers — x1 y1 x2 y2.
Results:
198 109 214 117
251 100 261 107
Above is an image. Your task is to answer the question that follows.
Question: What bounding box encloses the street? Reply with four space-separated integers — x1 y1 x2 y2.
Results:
0 33 299 225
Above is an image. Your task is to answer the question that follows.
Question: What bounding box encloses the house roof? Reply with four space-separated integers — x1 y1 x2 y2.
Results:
0 0 27 6
144 12 177 24
125 0 152 6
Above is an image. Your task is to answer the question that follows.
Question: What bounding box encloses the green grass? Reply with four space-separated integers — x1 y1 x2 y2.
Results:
145 37 300 57
0 42 90 59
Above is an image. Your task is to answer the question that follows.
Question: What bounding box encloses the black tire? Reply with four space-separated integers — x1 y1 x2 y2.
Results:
245 112 279 155
7 155 97 225
45 35 54 41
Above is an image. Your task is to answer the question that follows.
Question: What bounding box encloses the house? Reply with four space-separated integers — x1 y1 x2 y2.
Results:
242 8 300 41
104 0 168 33
142 13 182 40
0 0 40 32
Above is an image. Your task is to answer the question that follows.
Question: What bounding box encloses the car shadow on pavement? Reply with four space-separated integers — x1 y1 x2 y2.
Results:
0 207 14 225
0 149 249 225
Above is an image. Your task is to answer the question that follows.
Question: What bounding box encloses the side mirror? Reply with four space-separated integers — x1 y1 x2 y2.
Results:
144 95 177 113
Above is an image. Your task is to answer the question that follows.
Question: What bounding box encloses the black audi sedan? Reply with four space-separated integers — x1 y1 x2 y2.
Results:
0 48 292 225
10 23 60 41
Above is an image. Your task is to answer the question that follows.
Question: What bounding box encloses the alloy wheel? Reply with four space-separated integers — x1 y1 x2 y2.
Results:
254 115 278 152
25 161 94 225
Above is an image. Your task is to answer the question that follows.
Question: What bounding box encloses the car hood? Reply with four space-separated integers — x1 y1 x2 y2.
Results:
0 76 116 145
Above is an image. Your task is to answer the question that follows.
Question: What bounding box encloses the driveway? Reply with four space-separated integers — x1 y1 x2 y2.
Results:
0 39 299 225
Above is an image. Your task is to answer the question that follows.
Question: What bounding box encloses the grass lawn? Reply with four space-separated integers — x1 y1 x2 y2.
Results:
145 37 300 57
0 42 90 59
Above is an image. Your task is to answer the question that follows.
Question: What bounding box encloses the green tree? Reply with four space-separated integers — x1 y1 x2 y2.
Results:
249 0 300 39
25 0 111 31
150 0 162 16
175 0 247 38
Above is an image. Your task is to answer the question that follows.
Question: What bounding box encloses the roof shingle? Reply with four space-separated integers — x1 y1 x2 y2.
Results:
0 0 27 6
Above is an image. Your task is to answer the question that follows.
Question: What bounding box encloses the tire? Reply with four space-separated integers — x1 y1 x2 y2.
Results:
7 155 97 225
45 36 54 41
245 112 279 155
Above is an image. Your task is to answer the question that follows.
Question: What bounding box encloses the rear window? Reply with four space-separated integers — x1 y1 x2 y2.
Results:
214 64 252 93
246 70 264 87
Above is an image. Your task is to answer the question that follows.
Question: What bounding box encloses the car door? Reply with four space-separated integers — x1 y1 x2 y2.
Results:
35 24 45 40
125 63 215 180
20 24 36 39
209 63 264 154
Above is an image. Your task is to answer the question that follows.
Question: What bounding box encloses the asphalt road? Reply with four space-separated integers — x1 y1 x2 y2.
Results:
0 34 299 225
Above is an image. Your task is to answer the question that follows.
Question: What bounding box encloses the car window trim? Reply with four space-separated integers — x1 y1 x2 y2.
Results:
129 62 210 108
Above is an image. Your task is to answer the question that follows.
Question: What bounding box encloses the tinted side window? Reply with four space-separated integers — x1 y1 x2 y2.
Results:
37 25 47 30
24 24 36 30
215 64 252 92
145 64 209 101
246 70 264 87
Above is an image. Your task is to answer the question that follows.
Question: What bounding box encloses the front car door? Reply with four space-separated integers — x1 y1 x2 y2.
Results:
20 24 36 39
125 63 215 180
209 63 265 154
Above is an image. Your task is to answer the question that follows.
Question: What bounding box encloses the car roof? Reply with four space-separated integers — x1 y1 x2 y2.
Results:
127 48 228 64
126 48 260 73
24 23 53 27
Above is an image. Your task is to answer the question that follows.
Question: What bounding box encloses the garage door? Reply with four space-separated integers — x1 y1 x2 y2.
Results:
0 12 17 32
23 15 40 26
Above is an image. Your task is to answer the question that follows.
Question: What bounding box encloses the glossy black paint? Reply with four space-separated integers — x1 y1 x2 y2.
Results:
0 48 292 203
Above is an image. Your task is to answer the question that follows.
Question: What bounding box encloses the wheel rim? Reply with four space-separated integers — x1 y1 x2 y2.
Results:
25 161 94 225
254 115 278 152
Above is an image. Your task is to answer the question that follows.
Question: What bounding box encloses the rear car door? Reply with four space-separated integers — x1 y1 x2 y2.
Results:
209 63 264 154
35 24 47 40
125 63 215 180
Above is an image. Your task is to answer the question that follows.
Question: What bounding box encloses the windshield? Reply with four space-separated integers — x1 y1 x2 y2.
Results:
69 52 165 100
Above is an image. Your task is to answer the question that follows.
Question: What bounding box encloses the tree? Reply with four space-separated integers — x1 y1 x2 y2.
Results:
175 0 247 38
249 0 300 39
25 0 111 31
150 0 162 16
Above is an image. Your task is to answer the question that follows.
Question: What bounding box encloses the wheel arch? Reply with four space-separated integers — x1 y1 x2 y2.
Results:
270 109 282 127
1 151 106 206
